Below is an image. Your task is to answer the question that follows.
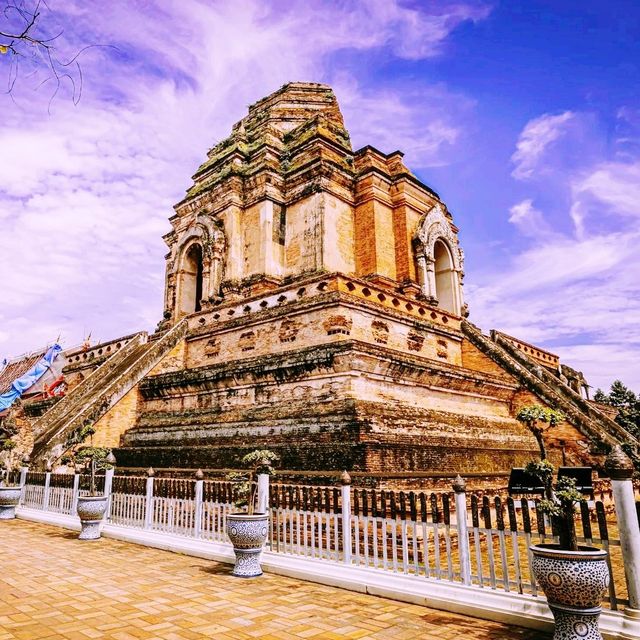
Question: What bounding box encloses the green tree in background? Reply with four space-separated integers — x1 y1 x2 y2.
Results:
594 380 640 441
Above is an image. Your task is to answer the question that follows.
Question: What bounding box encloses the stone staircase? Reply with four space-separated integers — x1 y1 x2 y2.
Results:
462 320 639 450
30 320 188 465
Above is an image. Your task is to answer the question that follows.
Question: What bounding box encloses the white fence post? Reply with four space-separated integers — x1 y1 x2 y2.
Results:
19 457 29 504
341 471 352 565
453 475 472 586
19 457 29 487
144 467 155 530
104 468 114 497
104 459 115 522
43 464 52 511
71 470 80 515
606 447 640 615
257 473 269 514
194 469 204 538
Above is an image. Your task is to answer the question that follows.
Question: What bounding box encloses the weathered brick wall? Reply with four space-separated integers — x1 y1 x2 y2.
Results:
373 200 396 280
91 386 140 449
354 199 377 276
185 294 464 370
284 193 321 276
0 402 34 468
323 193 356 274
461 338 511 378
63 334 145 390
116 330 537 473
242 202 263 276
148 340 186 376
392 205 412 282
353 147 442 291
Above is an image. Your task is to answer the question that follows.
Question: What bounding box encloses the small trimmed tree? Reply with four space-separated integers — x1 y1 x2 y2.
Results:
516 405 564 461
517 404 584 551
73 447 114 496
228 450 278 515
62 422 113 495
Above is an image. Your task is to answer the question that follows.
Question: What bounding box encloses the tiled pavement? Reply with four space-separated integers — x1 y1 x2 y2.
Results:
0 520 550 640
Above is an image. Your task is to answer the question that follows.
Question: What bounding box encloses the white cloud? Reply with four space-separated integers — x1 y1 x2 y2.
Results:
511 111 575 179
472 117 640 390
572 161 640 219
468 229 640 389
339 1 491 60
508 199 554 237
335 77 473 167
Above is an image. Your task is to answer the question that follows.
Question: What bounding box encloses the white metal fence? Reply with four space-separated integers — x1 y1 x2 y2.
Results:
15 468 640 613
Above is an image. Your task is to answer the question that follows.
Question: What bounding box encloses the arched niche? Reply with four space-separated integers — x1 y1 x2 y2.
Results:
177 243 204 316
434 240 457 314
413 204 465 316
161 214 228 326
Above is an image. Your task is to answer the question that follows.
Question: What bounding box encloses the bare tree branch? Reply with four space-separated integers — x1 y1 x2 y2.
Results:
0 0 109 107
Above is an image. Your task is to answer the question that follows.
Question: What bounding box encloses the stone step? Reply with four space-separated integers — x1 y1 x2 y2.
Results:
461 320 639 450
32 334 148 441
31 320 188 465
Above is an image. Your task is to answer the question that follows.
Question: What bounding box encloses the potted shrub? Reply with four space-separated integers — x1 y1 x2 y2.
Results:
73 446 115 540
226 449 278 578
0 463 21 520
517 405 609 640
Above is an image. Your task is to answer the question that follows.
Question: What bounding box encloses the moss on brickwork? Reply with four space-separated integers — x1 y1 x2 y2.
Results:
23 397 61 418
113 442 367 471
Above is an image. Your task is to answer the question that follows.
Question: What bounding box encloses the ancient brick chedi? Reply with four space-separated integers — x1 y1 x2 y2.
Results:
11 82 638 473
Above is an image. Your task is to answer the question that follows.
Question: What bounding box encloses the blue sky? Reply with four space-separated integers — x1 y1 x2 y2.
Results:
0 0 638 390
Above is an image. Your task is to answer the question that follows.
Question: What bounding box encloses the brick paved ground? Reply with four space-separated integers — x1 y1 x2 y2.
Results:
0 520 550 640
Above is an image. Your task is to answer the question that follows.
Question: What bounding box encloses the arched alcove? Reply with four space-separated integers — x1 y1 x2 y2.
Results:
412 204 466 317
434 240 457 314
159 214 229 329
178 243 204 315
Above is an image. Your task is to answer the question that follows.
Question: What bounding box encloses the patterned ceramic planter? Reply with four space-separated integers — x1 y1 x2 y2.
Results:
531 544 609 640
0 486 21 520
76 495 108 540
226 512 269 578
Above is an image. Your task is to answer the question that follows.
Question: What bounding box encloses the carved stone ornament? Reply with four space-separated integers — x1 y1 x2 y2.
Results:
177 213 226 263
604 445 634 480
279 319 301 343
323 315 352 336
414 203 463 272
407 330 425 352
452 474 466 493
166 213 228 314
204 337 220 357
371 320 389 344
412 203 466 313
239 331 256 352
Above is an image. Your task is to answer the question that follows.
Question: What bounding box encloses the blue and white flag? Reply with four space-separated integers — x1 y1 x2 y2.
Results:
0 344 62 411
